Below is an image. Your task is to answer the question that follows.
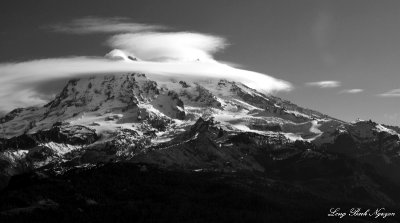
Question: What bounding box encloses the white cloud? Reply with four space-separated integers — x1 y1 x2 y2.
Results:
379 89 400 97
340 89 364 94
107 32 227 62
306 80 341 88
48 17 165 34
51 17 227 62
0 57 292 113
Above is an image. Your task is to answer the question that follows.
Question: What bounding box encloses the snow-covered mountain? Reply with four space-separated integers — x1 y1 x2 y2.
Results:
0 73 339 140
1 72 400 195
2 71 400 222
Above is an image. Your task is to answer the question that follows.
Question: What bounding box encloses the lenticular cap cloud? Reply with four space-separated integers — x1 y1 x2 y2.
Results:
0 18 293 114
0 57 292 113
108 32 227 62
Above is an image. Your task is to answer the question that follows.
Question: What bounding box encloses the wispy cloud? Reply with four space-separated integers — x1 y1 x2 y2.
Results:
48 17 165 34
306 80 341 88
379 89 400 97
340 89 364 94
108 32 227 62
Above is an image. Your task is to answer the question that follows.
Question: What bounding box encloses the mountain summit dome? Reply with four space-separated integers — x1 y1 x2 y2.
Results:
105 49 138 62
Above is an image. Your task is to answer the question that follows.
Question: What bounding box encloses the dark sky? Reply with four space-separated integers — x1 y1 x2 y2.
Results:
1 0 400 125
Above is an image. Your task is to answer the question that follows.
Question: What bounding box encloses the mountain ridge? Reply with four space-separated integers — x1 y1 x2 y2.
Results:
1 73 400 213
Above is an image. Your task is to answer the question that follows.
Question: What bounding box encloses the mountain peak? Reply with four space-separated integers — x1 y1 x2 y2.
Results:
105 49 138 62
